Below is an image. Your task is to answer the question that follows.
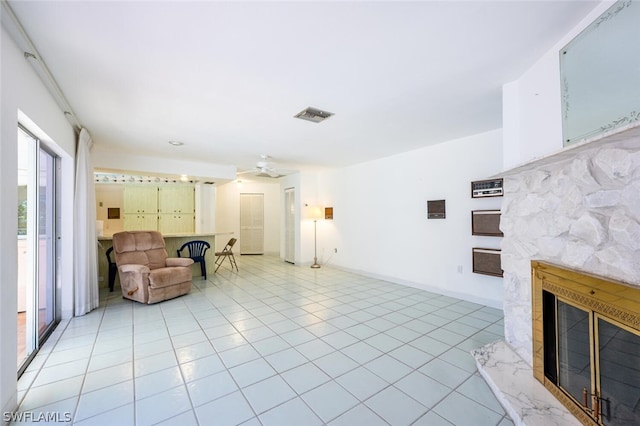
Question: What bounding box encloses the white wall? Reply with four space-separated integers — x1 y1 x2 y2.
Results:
1 26 76 418
95 183 125 235
314 130 504 308
502 1 616 170
215 180 282 255
195 184 216 234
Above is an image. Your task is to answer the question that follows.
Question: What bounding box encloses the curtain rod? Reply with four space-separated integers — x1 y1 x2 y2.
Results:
1 0 82 132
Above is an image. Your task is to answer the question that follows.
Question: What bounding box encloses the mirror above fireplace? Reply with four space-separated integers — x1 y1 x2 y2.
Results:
560 0 640 146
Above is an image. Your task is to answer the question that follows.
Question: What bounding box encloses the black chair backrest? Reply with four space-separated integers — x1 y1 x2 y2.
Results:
106 246 115 265
178 240 210 258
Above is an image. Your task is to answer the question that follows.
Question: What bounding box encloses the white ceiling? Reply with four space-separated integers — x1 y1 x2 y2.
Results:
8 1 600 178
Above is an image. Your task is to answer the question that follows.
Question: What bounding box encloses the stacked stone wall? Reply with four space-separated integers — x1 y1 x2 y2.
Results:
501 136 640 365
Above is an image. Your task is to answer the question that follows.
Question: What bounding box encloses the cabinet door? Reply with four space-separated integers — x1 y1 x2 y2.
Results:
123 185 158 213
158 213 194 234
139 214 159 231
124 213 158 231
158 186 194 214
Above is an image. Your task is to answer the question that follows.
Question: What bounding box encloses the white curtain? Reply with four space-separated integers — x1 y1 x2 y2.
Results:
74 128 99 315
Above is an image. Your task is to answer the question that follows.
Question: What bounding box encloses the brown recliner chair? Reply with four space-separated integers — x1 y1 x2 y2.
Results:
112 231 194 304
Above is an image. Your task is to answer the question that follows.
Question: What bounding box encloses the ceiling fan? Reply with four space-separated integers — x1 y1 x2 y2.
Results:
237 155 286 179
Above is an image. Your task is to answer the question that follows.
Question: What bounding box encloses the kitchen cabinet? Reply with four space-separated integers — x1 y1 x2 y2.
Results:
122 184 194 232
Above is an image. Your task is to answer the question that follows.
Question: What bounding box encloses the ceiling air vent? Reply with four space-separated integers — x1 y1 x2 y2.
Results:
294 107 334 123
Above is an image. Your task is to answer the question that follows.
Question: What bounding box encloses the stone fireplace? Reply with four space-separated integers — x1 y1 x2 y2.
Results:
473 124 640 425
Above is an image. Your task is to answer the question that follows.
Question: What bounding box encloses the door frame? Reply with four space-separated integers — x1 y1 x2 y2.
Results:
284 187 296 264
17 124 60 377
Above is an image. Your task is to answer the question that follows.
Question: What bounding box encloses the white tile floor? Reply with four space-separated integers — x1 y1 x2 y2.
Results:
15 255 513 425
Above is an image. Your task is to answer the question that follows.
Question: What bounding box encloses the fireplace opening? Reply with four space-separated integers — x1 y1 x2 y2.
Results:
532 261 640 425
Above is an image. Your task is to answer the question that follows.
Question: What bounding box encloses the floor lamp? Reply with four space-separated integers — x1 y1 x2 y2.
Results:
310 206 322 269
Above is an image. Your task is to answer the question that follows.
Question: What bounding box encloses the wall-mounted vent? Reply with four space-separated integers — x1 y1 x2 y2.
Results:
294 107 334 123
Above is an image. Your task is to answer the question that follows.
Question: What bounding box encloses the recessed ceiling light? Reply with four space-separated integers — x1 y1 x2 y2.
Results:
168 140 184 146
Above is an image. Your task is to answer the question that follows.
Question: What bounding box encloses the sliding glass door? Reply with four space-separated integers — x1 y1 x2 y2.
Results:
17 126 58 375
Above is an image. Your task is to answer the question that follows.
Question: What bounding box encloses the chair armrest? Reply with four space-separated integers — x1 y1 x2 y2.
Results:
117 264 150 299
119 264 150 274
166 257 194 267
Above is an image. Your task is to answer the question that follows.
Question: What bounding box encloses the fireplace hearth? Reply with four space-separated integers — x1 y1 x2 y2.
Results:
532 261 640 425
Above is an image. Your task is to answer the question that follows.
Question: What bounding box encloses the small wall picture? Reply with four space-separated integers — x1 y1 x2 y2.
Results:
325 207 333 220
107 207 120 219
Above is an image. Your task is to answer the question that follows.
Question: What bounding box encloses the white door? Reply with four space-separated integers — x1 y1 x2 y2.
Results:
240 193 264 254
284 188 295 263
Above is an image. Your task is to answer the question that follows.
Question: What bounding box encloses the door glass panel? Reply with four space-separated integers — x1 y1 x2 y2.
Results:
557 300 592 404
17 128 36 368
38 148 56 338
598 317 640 425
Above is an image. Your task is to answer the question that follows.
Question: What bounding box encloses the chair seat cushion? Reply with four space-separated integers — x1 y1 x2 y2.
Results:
149 267 191 289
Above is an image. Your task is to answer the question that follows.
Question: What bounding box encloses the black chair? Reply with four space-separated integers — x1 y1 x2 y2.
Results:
177 240 211 279
105 246 117 292
215 238 238 273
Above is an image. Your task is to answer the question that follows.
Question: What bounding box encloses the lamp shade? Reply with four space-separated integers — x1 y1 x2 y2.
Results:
310 206 324 220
